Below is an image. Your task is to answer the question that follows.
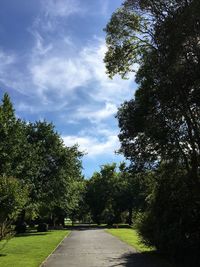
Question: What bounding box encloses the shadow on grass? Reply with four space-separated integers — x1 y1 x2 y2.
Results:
65 224 132 231
15 228 68 237
108 251 174 267
15 232 48 238
0 254 7 257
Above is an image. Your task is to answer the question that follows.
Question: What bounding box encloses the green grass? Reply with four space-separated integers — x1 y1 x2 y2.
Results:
0 230 70 267
106 228 154 252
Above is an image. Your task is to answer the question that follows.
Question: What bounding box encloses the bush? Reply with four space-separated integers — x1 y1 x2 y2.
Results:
37 223 48 232
15 222 27 234
135 165 200 266
0 176 28 240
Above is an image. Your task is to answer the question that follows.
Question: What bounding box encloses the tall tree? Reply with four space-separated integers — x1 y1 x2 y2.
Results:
105 0 200 179
105 0 200 263
0 94 84 229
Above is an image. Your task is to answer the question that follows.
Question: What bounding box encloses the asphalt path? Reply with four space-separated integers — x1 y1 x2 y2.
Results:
42 228 170 267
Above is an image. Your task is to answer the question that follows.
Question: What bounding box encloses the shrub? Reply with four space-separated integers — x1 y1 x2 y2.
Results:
15 222 27 234
0 176 28 241
135 165 200 266
37 223 48 232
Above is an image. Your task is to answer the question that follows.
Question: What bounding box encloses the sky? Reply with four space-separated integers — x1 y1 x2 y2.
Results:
0 0 137 178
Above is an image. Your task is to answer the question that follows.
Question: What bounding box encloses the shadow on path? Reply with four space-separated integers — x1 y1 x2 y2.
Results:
108 251 173 267
65 224 131 231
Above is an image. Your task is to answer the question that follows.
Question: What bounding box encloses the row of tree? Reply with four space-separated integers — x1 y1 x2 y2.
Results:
85 163 143 226
104 0 200 265
0 93 84 240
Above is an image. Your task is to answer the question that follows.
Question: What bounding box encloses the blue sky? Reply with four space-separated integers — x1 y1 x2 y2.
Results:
0 0 137 177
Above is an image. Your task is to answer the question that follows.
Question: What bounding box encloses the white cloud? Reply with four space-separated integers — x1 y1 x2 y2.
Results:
63 134 119 157
0 50 15 68
32 31 53 56
81 39 136 103
43 0 82 18
63 124 120 158
0 50 16 82
27 37 135 111
0 0 137 115
30 57 91 96
0 37 136 115
74 102 117 122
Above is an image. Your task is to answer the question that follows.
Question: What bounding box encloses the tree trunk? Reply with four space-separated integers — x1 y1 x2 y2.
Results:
128 208 133 225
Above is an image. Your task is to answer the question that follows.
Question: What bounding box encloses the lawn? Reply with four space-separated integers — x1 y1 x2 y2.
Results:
106 228 154 252
0 230 70 267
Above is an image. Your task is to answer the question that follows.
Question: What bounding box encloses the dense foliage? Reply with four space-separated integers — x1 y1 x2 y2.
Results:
85 163 144 225
0 176 28 241
0 93 84 232
105 0 200 264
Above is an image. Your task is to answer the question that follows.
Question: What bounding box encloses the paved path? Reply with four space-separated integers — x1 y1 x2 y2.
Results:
42 228 170 267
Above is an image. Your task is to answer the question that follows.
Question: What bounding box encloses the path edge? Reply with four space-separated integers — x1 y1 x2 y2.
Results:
104 229 139 252
39 230 71 267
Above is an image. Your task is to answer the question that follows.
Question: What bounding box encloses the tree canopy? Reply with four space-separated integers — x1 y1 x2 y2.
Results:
105 0 200 264
0 93 84 230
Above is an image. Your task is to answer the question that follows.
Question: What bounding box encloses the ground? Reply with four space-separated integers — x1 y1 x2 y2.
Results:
106 228 154 252
0 230 69 267
42 227 172 267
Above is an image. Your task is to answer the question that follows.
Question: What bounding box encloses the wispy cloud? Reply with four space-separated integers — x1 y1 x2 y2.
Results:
0 0 134 176
42 0 83 18
0 50 16 83
30 56 91 96
0 35 136 119
33 36 134 103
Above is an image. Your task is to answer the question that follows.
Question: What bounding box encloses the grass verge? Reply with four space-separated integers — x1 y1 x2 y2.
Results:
106 228 154 252
0 230 69 267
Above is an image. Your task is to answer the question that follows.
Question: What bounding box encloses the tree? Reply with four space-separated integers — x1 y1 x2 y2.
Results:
105 0 200 264
85 163 144 225
25 121 84 227
0 93 28 177
0 94 84 230
105 0 200 178
118 163 147 225
0 176 28 241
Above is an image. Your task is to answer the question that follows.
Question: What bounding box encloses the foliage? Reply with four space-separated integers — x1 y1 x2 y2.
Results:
37 223 48 232
105 0 200 264
25 121 84 225
136 163 200 263
15 223 27 234
0 93 84 233
85 163 144 225
0 176 28 241
105 0 200 176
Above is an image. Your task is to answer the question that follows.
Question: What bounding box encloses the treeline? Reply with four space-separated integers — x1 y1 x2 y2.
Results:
0 93 84 239
104 0 200 265
84 163 144 226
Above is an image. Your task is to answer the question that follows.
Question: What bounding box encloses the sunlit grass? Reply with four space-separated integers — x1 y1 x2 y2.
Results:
0 230 69 267
107 228 154 252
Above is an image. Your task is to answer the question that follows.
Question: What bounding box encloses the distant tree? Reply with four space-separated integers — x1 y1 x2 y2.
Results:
85 163 144 225
118 163 147 225
85 172 107 225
